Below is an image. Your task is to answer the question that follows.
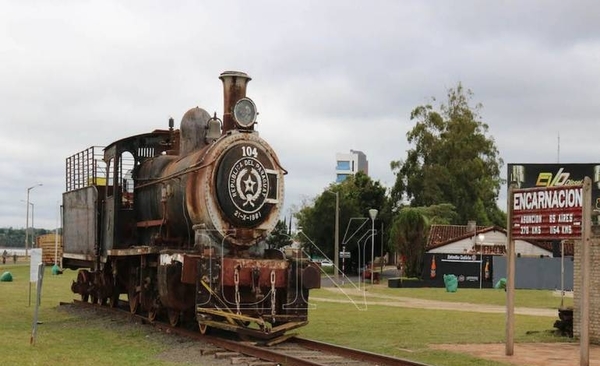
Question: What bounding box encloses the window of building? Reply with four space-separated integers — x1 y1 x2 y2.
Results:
336 174 349 183
336 161 351 170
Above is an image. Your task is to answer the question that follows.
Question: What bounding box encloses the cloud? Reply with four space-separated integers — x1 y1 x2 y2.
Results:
1 0 600 229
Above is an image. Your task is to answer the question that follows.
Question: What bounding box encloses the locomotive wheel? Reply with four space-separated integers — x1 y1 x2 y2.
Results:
167 309 179 327
148 307 158 322
108 291 119 308
128 288 140 314
76 270 90 302
128 268 140 314
147 296 161 322
199 323 209 335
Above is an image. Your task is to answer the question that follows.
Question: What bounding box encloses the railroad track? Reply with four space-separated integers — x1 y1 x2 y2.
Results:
60 300 431 366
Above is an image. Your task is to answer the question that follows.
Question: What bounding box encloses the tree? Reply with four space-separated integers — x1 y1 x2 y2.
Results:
295 172 389 261
390 83 506 227
265 220 293 249
413 203 458 225
389 207 429 278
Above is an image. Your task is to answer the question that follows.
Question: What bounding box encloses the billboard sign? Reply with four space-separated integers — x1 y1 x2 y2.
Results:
512 185 583 240
508 163 600 210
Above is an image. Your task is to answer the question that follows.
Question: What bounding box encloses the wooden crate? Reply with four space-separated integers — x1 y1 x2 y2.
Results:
36 233 63 265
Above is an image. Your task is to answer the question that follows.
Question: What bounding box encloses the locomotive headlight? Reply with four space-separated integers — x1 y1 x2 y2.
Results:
233 98 257 128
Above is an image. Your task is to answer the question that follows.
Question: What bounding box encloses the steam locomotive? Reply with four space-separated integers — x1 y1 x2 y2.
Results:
62 71 321 342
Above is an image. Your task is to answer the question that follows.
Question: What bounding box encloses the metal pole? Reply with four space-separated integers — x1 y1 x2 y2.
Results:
371 221 374 284
478 233 485 290
31 203 35 250
334 192 340 282
380 221 384 274
341 245 345 285
358 235 368 291
25 183 42 259
360 236 369 291
25 191 30 259
506 183 516 356
480 251 482 290
561 241 565 308
581 177 592 366
357 239 361 291
55 202 59 266
368 209 378 285
353 230 372 292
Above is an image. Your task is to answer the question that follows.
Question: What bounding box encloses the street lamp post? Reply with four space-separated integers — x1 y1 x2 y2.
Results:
55 202 61 266
478 233 485 289
357 233 370 291
334 191 339 281
25 183 42 258
368 209 378 285
31 202 36 250
324 190 341 281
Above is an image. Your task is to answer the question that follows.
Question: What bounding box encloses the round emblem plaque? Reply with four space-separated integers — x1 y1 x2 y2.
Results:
215 143 274 227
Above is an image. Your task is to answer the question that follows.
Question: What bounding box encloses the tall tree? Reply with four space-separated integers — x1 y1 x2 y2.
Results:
390 83 505 226
389 207 429 277
414 203 458 225
295 172 389 260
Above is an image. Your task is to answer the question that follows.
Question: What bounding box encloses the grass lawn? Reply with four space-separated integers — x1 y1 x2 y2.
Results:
297 277 574 366
0 264 175 366
0 263 574 366
320 279 574 309
298 298 571 366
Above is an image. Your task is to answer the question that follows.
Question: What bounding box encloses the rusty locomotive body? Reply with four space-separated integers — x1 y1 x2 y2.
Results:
63 71 320 340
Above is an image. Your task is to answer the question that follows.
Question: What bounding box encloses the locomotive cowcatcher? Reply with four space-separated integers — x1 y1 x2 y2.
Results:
63 71 321 341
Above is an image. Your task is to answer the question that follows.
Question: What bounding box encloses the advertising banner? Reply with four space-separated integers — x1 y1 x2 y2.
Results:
421 253 494 289
507 163 600 209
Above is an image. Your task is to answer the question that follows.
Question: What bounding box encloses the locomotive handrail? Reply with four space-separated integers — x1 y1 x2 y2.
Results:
134 152 217 190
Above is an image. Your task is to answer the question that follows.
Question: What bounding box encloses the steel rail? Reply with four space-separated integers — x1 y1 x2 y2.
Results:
61 300 431 366
291 336 432 366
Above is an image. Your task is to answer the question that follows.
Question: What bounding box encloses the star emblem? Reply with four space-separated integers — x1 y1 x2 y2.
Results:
243 175 256 193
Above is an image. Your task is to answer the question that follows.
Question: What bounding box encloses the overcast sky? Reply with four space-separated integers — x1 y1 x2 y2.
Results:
1 1 599 230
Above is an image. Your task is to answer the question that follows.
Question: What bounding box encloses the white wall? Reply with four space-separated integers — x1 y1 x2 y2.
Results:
427 229 552 257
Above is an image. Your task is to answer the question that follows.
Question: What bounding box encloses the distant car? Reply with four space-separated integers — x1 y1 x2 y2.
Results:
320 260 333 267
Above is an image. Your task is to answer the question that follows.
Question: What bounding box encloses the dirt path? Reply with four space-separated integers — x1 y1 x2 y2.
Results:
314 287 557 316
431 343 600 366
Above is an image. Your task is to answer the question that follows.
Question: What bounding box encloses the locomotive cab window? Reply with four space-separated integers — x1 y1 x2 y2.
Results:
120 151 135 209
106 157 114 197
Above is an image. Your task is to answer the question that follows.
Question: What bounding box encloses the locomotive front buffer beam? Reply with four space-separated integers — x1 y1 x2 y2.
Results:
176 254 320 341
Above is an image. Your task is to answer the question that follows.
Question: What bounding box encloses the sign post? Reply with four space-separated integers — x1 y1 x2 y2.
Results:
506 183 516 355
29 248 42 307
581 177 592 366
340 247 350 285
508 181 589 365
30 263 45 345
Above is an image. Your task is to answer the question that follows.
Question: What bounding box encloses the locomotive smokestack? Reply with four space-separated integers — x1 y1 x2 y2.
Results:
219 71 252 134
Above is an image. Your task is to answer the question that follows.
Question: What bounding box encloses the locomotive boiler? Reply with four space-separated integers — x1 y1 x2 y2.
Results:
62 71 320 341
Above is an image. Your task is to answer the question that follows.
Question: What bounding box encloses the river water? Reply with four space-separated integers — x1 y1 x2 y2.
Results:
0 248 27 256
